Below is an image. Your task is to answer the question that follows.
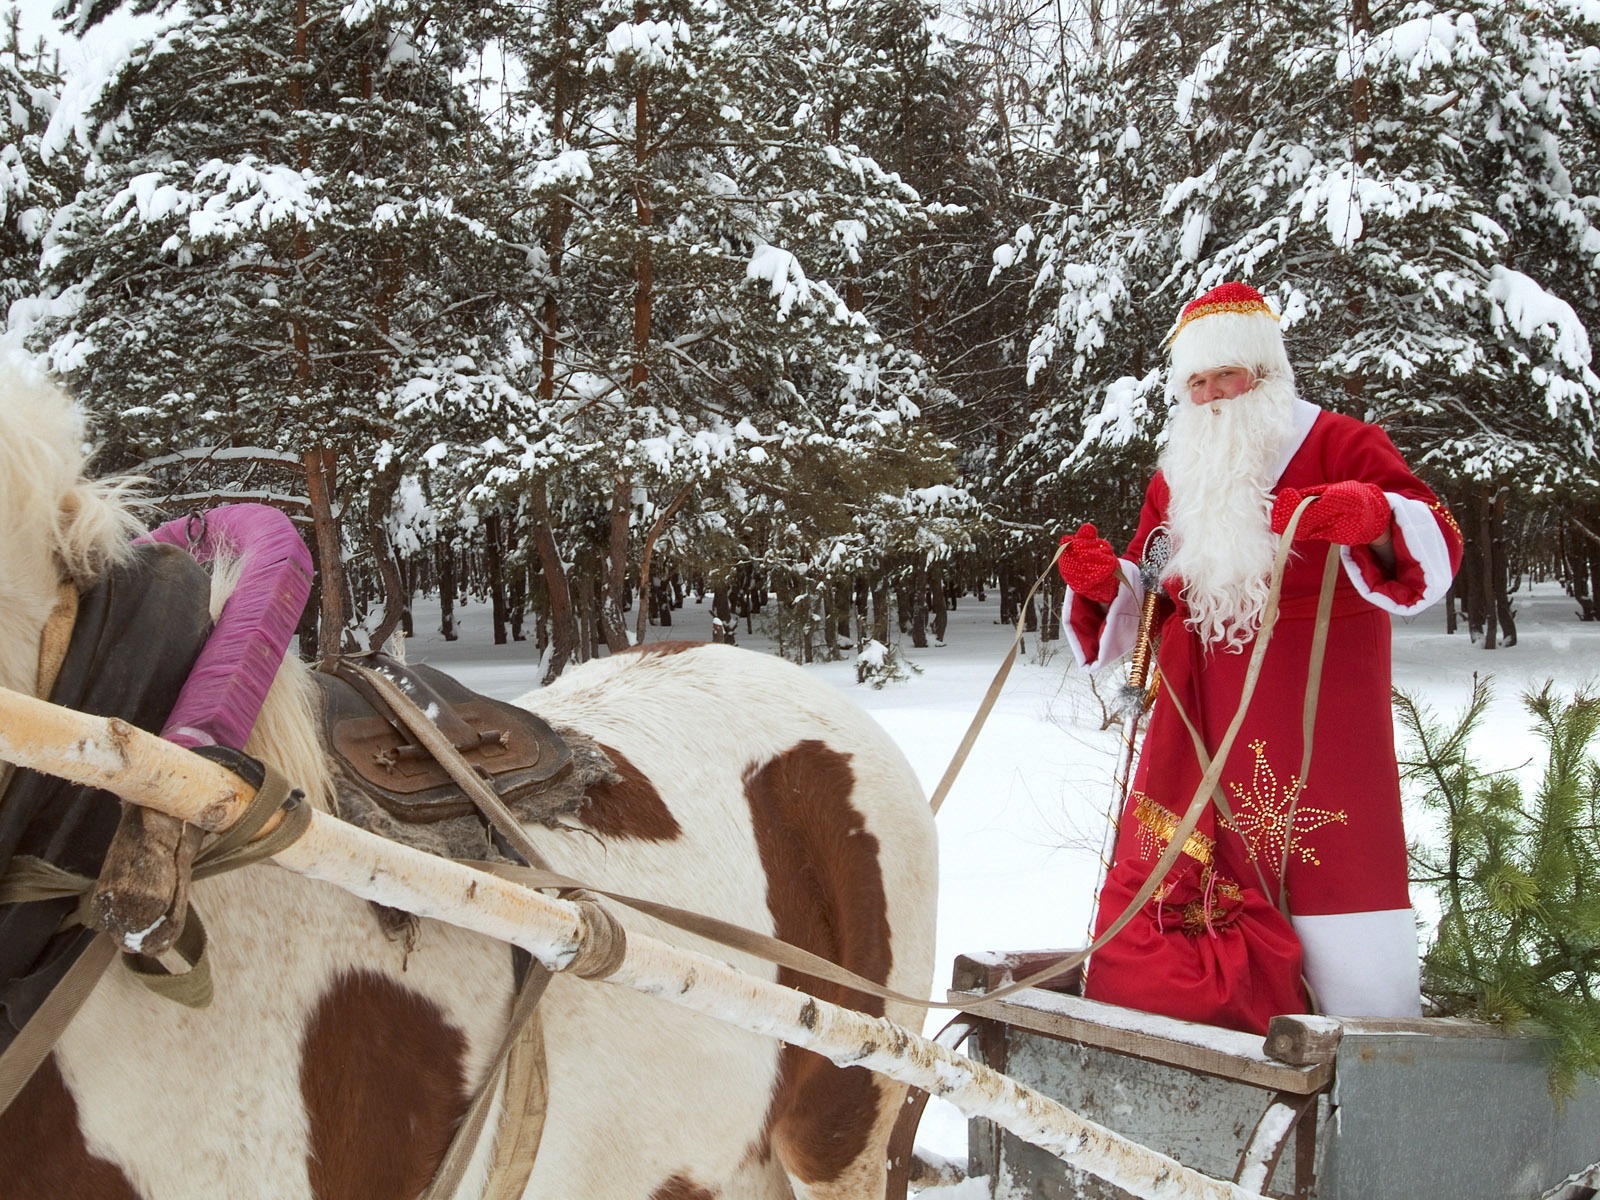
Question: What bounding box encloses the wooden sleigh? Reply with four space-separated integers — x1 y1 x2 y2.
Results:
947 950 1600 1200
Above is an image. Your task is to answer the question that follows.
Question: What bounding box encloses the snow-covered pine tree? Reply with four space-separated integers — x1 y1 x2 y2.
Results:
1456 0 1600 639
1139 2 1600 649
0 14 64 320
1010 0 1599 645
30 0 543 647
987 0 1226 563
453 0 956 665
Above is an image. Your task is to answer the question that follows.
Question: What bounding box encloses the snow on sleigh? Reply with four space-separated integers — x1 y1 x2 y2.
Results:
944 949 1600 1200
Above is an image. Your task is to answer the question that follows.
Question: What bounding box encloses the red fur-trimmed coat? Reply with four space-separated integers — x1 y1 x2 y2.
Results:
1065 399 1462 1034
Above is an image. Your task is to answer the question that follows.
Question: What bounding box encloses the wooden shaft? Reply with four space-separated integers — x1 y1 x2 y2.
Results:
0 685 1261 1200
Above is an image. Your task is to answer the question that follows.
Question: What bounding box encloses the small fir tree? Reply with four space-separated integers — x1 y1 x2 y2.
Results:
1399 677 1600 1098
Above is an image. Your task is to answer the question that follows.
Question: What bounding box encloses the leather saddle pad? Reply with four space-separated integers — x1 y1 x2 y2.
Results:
314 657 572 824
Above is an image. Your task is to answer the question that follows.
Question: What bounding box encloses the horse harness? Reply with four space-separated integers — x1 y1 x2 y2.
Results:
0 552 581 1199
0 552 950 1198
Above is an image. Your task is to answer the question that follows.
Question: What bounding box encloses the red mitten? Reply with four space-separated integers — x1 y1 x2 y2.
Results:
1271 481 1391 544
1057 523 1121 603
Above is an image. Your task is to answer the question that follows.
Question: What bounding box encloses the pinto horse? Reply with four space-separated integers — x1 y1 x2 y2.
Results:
0 370 938 1200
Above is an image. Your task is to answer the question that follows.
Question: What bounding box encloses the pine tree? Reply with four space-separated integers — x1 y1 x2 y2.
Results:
0 13 65 318
30 0 544 644
1399 678 1600 1098
453 0 961 664
1007 0 1599 638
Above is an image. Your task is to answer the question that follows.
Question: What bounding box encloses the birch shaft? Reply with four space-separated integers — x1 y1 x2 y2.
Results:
0 686 1262 1200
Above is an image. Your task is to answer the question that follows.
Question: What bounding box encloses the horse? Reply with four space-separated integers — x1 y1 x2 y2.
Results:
0 368 939 1200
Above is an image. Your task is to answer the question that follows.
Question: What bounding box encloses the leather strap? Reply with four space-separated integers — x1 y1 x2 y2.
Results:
930 497 1324 1006
340 662 554 1200
0 932 115 1117
1163 541 1339 914
416 963 551 1200
928 542 1068 815
0 762 307 1117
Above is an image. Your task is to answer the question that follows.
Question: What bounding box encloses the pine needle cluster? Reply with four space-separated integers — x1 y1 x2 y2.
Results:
1398 679 1600 1099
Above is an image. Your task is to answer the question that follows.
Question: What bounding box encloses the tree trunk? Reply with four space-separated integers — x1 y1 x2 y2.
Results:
1588 516 1600 622
575 569 598 663
526 484 577 682
930 559 949 644
302 446 347 662
486 511 509 645
602 474 633 652
1477 485 1498 650
634 482 694 645
399 555 415 638
1040 574 1061 642
871 574 890 644
1490 487 1515 647
910 559 929 649
894 573 911 635
711 583 735 644
823 579 846 650
507 520 527 642
364 470 407 653
607 35 652 655
436 536 458 642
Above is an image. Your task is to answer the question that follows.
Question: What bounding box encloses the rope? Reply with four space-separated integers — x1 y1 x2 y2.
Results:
931 496 1332 1007
1163 542 1340 915
565 899 629 980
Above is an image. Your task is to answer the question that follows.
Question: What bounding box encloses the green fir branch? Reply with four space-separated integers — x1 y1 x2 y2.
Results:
1401 678 1600 1099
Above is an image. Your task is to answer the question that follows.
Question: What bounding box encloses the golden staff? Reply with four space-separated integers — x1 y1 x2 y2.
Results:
1088 531 1170 939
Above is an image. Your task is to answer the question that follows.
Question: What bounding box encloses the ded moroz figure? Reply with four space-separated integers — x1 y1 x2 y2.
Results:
1059 281 1464 1034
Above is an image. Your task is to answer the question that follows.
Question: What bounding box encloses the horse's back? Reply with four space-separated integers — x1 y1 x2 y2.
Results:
517 641 938 1199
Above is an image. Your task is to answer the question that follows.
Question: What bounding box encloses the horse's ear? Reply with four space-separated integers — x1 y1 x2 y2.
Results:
53 475 143 586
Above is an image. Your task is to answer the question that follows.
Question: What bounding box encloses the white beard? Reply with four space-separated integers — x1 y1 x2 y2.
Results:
1158 378 1298 651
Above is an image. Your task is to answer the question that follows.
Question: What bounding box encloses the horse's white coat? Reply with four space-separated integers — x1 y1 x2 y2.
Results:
0 374 938 1200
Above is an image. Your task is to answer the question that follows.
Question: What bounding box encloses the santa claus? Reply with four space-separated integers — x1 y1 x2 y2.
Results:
1059 281 1463 1034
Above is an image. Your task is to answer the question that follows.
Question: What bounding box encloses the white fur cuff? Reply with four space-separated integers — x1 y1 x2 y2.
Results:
1292 908 1421 1018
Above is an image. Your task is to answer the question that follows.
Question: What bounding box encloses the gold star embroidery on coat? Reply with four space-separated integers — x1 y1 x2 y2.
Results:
1220 740 1347 867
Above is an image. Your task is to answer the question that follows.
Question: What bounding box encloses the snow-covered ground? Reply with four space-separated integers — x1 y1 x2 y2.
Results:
406 581 1599 1179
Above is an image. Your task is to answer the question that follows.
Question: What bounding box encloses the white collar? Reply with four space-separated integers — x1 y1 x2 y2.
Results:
1271 397 1321 484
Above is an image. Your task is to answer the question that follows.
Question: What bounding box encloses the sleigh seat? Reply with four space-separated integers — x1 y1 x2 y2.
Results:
947 950 1600 1200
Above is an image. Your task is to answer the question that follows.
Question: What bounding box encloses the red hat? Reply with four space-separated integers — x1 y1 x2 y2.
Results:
1166 282 1292 394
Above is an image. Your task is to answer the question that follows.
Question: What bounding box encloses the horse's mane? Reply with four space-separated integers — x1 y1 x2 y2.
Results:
0 368 143 588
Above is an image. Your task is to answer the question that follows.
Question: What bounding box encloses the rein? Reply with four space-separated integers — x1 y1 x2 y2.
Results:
0 515 1344 1194
916 497 1337 1006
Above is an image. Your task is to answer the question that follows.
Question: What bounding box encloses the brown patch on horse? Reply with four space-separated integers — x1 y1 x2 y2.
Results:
0 1056 142 1200
300 970 471 1200
744 739 893 1186
581 744 683 841
649 1174 718 1200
